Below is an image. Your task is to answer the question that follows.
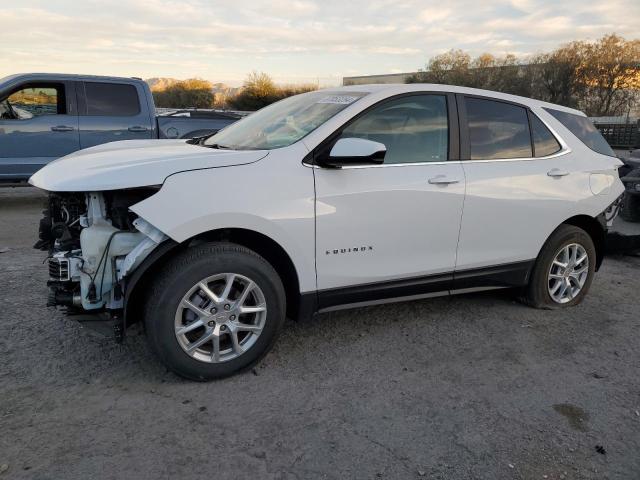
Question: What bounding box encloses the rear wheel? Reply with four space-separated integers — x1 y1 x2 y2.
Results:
144 242 286 380
522 225 596 309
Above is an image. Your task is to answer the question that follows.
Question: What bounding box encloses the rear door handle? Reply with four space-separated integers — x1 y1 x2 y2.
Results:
547 168 570 177
51 125 75 132
128 125 149 132
428 175 461 185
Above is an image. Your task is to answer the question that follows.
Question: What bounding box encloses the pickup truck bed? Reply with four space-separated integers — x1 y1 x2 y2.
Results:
0 73 243 181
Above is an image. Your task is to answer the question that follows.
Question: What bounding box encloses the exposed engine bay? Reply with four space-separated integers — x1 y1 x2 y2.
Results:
36 188 166 316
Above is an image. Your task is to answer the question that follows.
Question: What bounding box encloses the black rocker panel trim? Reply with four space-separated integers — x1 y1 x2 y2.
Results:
318 272 453 310
314 260 535 313
452 260 535 290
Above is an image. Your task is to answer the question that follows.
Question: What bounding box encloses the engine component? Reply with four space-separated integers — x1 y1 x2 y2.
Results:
37 189 165 313
35 193 86 251
49 256 70 282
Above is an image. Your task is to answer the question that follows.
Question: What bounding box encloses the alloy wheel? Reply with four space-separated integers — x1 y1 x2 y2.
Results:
547 243 589 304
174 273 267 363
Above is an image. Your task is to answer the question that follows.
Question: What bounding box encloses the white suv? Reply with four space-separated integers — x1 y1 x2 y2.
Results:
31 84 624 380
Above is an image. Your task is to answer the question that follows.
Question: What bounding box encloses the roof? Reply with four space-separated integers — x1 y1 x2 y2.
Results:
1 72 145 85
325 83 585 116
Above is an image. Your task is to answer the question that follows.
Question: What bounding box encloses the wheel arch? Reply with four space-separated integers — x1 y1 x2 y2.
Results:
124 228 308 328
191 228 303 321
559 214 606 270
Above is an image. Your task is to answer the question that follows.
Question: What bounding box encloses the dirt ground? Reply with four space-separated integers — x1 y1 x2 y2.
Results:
1 187 639 480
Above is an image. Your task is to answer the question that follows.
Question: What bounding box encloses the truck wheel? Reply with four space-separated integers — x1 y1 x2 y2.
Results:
144 242 286 381
522 225 596 309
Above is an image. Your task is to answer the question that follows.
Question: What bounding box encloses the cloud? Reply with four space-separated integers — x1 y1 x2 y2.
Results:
0 0 638 84
419 8 452 23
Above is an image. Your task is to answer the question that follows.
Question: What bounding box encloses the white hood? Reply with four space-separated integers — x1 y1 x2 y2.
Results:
29 139 268 192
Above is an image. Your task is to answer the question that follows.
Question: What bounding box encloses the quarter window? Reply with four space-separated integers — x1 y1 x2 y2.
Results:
530 113 561 157
83 82 140 116
543 108 615 157
465 97 532 160
339 94 449 164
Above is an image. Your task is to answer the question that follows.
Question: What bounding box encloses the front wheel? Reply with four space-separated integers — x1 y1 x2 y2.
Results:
144 242 286 380
522 225 596 309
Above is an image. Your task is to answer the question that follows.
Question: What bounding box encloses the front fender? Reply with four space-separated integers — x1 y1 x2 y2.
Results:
130 150 316 292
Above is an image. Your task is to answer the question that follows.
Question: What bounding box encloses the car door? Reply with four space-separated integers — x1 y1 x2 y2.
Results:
313 93 466 309
453 94 572 290
77 81 153 149
0 81 79 179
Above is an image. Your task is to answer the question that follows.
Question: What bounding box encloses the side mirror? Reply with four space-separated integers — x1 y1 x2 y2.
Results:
320 137 386 168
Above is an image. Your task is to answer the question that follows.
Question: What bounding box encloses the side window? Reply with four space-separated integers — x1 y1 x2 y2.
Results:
530 113 561 157
339 94 448 164
465 97 532 160
82 82 140 116
543 107 615 157
1 84 66 119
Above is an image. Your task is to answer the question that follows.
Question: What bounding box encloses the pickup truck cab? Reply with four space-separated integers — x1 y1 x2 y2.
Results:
30 84 624 381
0 73 241 181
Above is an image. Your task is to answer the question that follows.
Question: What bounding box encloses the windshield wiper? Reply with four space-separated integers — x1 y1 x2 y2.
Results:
186 133 216 146
206 143 232 149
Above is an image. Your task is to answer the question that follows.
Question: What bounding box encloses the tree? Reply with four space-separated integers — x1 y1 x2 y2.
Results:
406 49 472 85
152 78 215 109
229 72 317 110
529 41 588 109
228 72 279 110
407 50 531 96
407 34 640 116
577 34 640 116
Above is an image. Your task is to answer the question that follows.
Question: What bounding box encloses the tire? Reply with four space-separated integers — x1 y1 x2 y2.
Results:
522 225 596 309
144 242 286 381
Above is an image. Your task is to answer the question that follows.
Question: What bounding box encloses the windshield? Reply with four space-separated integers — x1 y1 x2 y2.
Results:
204 91 367 150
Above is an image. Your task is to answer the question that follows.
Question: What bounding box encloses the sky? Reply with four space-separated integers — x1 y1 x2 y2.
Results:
1 0 638 86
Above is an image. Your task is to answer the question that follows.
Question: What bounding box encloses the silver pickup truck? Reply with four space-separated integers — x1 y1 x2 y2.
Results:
0 73 243 181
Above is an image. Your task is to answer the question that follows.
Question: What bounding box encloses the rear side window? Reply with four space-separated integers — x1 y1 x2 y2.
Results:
530 114 561 157
465 97 532 159
83 82 140 116
544 108 614 157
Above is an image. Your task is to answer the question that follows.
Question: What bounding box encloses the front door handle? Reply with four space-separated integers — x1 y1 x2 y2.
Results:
51 125 75 132
547 168 570 177
428 175 460 185
128 125 149 132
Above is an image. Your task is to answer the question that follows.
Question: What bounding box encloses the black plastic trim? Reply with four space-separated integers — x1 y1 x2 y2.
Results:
297 292 318 321
455 93 470 160
318 272 452 310
123 239 182 326
312 260 535 313
452 260 534 290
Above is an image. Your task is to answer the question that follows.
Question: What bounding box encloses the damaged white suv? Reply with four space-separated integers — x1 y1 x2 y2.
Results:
31 84 623 380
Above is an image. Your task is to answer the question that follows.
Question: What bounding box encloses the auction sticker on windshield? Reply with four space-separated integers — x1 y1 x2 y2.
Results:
317 95 360 104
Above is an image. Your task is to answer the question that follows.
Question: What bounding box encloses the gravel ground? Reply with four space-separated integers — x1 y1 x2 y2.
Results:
1 187 639 480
